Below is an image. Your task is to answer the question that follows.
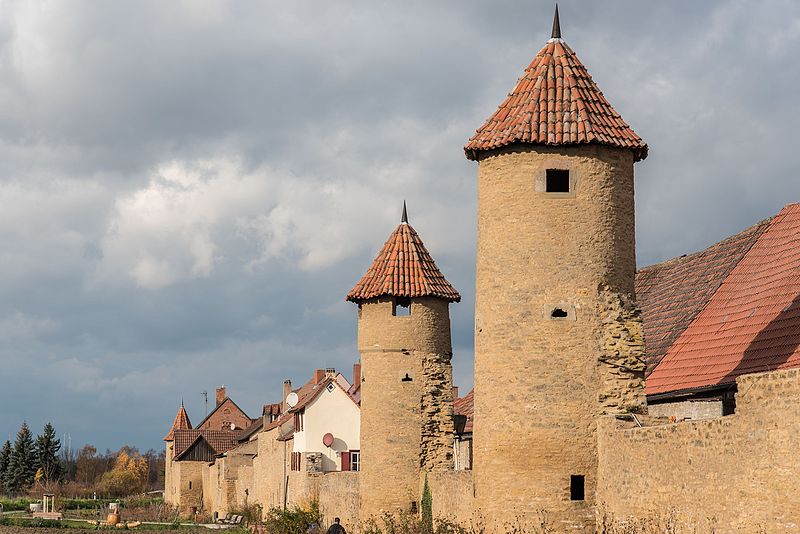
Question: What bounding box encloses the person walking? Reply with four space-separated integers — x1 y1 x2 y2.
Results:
326 517 346 534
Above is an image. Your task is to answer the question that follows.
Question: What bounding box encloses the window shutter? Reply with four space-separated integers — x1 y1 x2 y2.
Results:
341 451 351 471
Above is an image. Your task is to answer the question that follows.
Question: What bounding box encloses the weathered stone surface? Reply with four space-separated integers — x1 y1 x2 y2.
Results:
472 145 637 532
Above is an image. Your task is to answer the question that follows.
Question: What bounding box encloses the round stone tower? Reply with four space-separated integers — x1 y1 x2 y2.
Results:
347 204 460 523
464 8 648 532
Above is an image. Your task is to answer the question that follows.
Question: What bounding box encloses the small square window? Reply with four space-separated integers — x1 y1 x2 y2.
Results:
326 383 335 393
570 475 585 501
393 297 411 316
546 169 570 193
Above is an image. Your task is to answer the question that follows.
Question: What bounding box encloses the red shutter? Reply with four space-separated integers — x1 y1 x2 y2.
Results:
341 451 350 472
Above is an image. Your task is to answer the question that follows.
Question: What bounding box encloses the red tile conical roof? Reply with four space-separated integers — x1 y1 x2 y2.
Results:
465 35 647 161
347 218 460 303
163 402 192 441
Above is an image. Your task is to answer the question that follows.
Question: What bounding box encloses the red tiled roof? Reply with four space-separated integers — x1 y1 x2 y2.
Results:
172 429 239 459
465 38 647 161
636 218 772 375
454 389 474 434
262 403 282 417
347 222 460 303
163 403 192 441
646 204 800 395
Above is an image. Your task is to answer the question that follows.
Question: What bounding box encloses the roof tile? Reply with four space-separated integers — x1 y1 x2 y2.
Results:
465 39 647 161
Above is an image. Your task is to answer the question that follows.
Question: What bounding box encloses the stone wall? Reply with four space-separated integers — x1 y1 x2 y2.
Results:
426 470 473 529
598 368 800 533
648 398 723 420
318 472 360 530
473 145 637 532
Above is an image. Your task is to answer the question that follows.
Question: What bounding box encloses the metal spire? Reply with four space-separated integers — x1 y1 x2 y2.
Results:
401 201 408 224
551 4 561 39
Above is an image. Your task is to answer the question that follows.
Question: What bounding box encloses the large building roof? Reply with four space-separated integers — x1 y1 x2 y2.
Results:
465 8 647 162
163 402 192 441
347 205 460 303
645 204 800 396
636 217 772 375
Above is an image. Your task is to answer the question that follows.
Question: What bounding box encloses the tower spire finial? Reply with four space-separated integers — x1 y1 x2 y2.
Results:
401 201 408 224
551 4 561 39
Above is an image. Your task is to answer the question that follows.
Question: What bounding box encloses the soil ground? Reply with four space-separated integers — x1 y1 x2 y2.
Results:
0 528 217 534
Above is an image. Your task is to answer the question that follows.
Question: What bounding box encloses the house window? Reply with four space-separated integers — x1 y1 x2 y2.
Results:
546 169 570 193
570 475 585 501
392 297 411 317
326 383 335 393
350 450 361 472
293 410 304 432
291 452 302 472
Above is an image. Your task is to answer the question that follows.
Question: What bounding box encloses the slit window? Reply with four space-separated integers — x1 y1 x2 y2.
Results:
546 169 570 193
570 475 585 501
401 373 413 382
393 297 411 316
551 308 568 319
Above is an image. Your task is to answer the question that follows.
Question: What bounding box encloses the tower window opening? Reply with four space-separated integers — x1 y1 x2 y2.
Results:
401 373 413 382
393 297 411 316
546 169 570 193
551 308 568 319
570 475 585 501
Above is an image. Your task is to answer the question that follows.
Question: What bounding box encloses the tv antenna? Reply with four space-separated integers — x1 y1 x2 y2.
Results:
201 390 208 416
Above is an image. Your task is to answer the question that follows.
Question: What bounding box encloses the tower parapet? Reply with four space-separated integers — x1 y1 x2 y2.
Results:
347 204 460 522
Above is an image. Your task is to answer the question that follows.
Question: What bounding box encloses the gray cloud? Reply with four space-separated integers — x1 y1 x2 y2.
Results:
0 1 797 450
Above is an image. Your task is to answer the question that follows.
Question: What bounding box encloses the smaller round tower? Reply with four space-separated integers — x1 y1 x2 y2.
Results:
347 204 460 522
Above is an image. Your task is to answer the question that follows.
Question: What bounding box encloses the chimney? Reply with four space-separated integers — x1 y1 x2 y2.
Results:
216 386 226 406
282 380 292 412
314 369 326 384
452 386 459 400
325 368 336 379
353 362 362 387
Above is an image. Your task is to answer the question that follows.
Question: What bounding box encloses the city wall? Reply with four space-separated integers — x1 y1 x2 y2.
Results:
598 368 800 533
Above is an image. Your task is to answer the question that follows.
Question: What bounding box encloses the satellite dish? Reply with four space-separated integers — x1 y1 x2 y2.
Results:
230 422 236 431
322 433 334 447
286 392 299 408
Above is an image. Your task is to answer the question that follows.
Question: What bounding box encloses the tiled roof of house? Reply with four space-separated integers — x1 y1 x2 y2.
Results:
454 389 474 434
464 11 647 162
194 396 254 431
172 429 239 459
636 217 772 375
163 402 192 441
646 204 800 396
347 207 460 303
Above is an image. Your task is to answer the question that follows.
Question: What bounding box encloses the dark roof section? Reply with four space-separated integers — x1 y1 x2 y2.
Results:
551 4 561 39
347 220 460 303
647 204 800 395
464 24 647 161
454 389 474 434
236 418 264 443
636 217 772 375
163 402 192 441
172 429 239 460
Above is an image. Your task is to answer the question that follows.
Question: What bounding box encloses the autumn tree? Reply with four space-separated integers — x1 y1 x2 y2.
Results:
7 422 36 493
98 449 148 497
34 423 62 483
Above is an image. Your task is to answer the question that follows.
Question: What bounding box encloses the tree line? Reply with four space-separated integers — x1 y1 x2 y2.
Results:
0 422 165 497
0 422 61 494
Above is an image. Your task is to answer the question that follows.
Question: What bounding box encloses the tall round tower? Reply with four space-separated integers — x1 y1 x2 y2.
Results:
347 204 460 523
464 8 648 532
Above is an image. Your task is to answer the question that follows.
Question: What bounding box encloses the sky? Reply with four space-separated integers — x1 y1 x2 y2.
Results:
0 0 798 452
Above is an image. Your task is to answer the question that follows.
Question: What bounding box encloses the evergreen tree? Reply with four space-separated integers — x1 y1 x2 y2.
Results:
34 423 62 483
7 422 36 493
0 440 11 492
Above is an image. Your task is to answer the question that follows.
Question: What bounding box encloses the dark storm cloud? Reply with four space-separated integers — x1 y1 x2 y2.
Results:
0 1 797 449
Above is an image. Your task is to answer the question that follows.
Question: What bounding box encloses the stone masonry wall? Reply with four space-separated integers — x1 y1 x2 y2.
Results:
598 285 646 415
357 296 453 523
420 350 455 471
598 368 800 533
426 470 473 530
473 145 637 532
